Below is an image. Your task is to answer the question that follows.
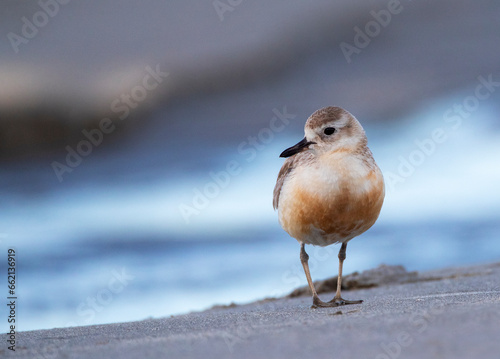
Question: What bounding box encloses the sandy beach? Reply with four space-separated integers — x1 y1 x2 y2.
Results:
4 261 500 359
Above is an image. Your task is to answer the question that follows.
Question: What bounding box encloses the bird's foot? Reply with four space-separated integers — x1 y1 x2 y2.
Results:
327 297 363 306
310 296 363 308
311 296 335 308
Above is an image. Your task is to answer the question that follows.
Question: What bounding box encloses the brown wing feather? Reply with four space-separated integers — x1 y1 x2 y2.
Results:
273 156 297 210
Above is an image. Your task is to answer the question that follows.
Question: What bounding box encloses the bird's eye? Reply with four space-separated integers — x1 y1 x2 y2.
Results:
324 127 336 135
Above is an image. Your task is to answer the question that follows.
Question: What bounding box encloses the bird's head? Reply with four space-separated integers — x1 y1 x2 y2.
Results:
280 106 367 158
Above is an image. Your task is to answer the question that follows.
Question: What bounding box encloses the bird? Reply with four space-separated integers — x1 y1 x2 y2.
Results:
273 106 385 307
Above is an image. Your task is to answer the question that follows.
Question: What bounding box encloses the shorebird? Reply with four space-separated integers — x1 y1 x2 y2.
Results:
273 106 385 307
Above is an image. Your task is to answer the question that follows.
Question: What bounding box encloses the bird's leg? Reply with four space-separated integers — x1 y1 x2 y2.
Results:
300 243 332 308
328 242 363 305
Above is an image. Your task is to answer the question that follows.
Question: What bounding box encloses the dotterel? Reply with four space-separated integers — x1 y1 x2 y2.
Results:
273 106 385 307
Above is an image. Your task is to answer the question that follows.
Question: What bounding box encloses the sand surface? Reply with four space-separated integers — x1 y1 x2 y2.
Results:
4 262 500 359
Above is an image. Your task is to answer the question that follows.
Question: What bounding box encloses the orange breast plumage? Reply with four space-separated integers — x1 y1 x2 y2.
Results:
277 152 385 246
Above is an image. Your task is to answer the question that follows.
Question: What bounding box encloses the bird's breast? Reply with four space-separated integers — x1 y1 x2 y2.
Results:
278 154 385 246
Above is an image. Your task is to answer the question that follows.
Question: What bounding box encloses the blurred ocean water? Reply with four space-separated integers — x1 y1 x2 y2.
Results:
1 90 500 331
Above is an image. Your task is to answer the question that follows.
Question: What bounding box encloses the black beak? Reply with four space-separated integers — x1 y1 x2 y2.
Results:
279 137 316 158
